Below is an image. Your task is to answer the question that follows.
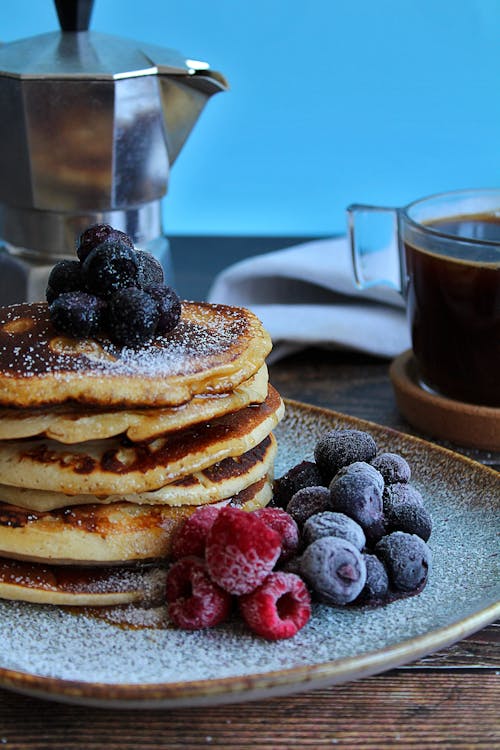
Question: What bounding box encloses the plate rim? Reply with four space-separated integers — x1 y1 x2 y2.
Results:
0 398 498 707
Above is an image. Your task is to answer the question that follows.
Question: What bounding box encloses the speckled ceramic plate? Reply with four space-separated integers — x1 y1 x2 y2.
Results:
0 400 498 708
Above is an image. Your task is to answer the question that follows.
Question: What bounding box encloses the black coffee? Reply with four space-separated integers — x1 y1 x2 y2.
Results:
404 214 500 406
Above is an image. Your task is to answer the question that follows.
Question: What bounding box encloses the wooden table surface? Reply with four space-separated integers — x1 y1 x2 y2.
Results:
0 237 498 749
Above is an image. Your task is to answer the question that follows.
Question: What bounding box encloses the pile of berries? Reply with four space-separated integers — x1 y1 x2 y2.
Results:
46 224 181 347
275 428 432 606
165 428 432 640
166 505 311 640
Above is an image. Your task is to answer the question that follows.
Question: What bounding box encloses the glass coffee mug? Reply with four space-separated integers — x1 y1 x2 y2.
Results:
348 188 500 408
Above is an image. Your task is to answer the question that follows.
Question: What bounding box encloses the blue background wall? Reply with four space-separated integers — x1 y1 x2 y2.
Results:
2 1 499 236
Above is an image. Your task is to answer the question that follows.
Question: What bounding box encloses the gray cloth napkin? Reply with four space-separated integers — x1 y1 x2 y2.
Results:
208 236 410 362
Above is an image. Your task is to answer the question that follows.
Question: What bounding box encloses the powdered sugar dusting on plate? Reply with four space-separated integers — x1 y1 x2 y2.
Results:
0 403 498 694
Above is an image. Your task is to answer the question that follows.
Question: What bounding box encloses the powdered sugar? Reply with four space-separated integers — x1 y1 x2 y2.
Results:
0 302 247 379
0 404 498 700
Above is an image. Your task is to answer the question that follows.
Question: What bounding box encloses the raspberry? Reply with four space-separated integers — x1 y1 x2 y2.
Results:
253 507 300 563
205 507 281 595
170 505 221 560
239 572 311 640
166 556 232 630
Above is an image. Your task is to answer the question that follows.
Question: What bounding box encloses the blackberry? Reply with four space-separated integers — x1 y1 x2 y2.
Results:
386 500 432 542
299 536 366 605
107 287 159 346
77 224 133 263
83 240 142 297
383 483 424 515
146 283 182 335
372 453 411 484
302 511 366 551
375 532 431 592
329 461 385 542
358 553 389 603
286 486 330 527
273 461 324 509
46 260 85 303
137 251 164 287
314 429 377 483
49 292 105 338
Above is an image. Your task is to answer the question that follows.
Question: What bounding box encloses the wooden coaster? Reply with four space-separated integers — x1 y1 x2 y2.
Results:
389 350 500 451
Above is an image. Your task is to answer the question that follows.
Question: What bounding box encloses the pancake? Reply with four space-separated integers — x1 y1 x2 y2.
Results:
0 301 272 408
0 365 269 444
0 386 284 495
0 475 273 566
0 559 166 607
0 434 277 511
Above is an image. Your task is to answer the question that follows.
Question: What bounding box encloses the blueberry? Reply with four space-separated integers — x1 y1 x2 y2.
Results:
375 532 431 592
286 486 330 526
386 500 432 542
383 483 424 515
371 453 411 484
299 537 366 605
329 461 385 542
146 283 182 335
358 553 389 603
302 511 366 551
107 288 159 346
273 461 325 509
77 224 133 263
46 260 85 303
49 292 106 338
137 251 165 287
83 240 142 297
314 429 377 482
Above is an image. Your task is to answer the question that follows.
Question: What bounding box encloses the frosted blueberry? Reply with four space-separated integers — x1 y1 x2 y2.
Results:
273 461 324 509
329 461 385 542
286 486 330 527
107 287 159 346
383 483 424 515
371 452 411 485
359 553 389 603
386 501 432 542
375 531 431 592
83 240 142 297
302 511 366 551
314 429 377 483
299 537 366 605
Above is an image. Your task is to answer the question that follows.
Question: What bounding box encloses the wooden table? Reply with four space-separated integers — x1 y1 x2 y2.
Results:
0 237 498 749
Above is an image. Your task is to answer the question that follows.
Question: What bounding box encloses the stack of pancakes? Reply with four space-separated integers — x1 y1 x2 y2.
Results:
0 300 283 607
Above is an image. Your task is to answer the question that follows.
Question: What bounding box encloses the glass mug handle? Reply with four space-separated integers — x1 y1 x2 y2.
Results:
347 204 405 294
